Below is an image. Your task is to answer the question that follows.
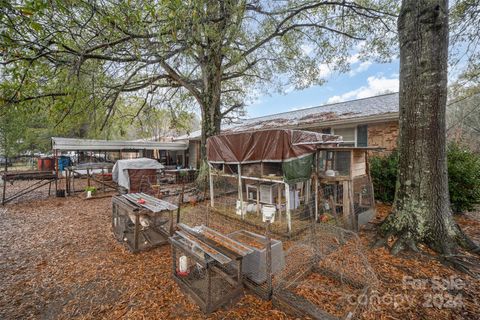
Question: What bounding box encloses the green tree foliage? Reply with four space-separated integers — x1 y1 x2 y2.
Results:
370 144 480 212
1 0 399 159
369 150 398 203
447 143 480 212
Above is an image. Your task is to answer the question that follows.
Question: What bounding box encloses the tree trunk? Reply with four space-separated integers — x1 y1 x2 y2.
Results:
379 0 478 258
198 1 226 161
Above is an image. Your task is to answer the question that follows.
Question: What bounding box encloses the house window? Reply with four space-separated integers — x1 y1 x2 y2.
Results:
357 125 368 147
332 127 356 146
321 128 332 134
332 125 368 147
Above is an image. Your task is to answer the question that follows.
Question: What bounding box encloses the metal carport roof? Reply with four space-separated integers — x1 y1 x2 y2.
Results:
51 137 188 151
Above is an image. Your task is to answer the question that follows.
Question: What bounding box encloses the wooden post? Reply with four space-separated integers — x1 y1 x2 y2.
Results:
2 157 7 205
54 150 58 194
265 221 273 299
349 180 357 231
342 180 350 224
177 182 185 223
238 164 244 219
207 265 212 309
87 168 91 187
285 183 291 234
134 213 140 252
169 209 174 235
256 182 260 216
277 184 282 222
72 169 75 194
209 166 215 207
314 175 319 222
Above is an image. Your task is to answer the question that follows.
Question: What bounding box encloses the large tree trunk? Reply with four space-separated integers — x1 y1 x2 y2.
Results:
379 0 478 258
198 1 227 161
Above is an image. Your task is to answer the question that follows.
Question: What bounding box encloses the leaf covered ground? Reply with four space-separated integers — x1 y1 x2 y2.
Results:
0 183 479 319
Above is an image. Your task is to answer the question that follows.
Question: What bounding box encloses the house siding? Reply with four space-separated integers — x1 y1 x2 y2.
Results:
367 121 399 151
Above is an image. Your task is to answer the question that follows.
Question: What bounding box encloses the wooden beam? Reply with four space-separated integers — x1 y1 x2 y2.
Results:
238 164 244 220
285 183 291 234
209 166 215 207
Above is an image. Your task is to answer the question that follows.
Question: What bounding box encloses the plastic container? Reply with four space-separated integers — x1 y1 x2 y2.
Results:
262 205 276 223
236 200 248 216
228 230 285 284
58 156 71 171
37 157 55 171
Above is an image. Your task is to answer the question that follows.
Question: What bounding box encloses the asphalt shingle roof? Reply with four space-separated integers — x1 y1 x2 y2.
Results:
177 92 399 140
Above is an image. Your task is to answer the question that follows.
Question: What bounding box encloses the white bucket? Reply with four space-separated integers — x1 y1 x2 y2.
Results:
262 205 276 223
236 200 247 216
86 190 92 198
179 255 188 273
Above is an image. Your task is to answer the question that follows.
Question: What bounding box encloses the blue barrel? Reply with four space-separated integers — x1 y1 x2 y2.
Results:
58 156 72 171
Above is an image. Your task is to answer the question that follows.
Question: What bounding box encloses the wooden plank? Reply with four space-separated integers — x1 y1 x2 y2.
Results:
175 231 232 265
200 226 253 257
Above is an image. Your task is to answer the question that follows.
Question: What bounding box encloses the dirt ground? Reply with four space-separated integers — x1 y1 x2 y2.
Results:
1 181 479 319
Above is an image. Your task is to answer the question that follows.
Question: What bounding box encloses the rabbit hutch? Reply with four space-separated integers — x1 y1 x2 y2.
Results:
206 129 341 236
169 224 253 314
112 192 178 252
315 147 380 230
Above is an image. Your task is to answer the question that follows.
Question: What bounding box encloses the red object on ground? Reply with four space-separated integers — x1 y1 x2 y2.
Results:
137 199 146 204
37 157 55 171
176 269 190 277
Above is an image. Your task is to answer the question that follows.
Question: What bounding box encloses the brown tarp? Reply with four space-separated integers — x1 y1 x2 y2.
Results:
207 129 340 164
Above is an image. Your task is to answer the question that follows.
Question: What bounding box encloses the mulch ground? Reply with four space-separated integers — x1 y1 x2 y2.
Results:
0 183 479 319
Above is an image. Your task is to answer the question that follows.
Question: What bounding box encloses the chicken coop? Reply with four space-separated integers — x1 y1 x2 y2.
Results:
207 129 341 237
315 147 380 230
206 130 380 234
169 224 253 314
112 193 178 252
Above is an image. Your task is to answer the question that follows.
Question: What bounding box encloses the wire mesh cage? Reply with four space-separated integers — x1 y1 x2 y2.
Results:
112 194 175 253
207 169 317 238
273 223 378 320
169 224 248 314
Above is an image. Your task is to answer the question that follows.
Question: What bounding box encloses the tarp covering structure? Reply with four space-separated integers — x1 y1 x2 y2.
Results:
207 129 341 183
113 158 164 190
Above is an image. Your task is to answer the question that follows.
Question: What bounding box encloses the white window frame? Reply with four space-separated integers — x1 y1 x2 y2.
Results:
332 126 358 147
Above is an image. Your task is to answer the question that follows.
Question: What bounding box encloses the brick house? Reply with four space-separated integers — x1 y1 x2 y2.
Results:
178 92 399 168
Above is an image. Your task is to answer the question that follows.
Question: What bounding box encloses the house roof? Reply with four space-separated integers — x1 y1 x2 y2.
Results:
51 137 188 151
176 92 399 141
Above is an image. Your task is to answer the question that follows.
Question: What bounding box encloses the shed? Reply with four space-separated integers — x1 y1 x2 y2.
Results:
112 158 164 193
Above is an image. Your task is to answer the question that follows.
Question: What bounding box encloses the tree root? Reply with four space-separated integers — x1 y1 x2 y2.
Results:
440 255 478 277
454 224 480 255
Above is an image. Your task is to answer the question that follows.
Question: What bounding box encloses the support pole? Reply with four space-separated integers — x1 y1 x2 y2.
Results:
238 164 244 219
285 183 291 234
2 157 7 205
314 175 319 222
265 221 273 299
209 165 215 207
277 184 282 222
256 182 260 216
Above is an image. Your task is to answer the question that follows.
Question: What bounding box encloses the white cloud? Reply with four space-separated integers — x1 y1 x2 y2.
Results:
326 75 399 104
318 63 332 78
349 61 372 77
347 54 360 64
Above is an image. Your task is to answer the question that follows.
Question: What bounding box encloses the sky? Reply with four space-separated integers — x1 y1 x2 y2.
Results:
245 58 400 118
